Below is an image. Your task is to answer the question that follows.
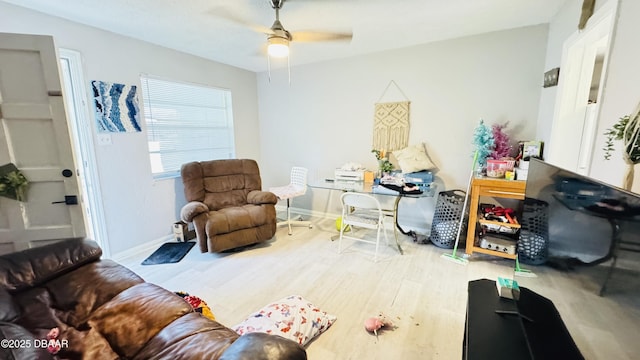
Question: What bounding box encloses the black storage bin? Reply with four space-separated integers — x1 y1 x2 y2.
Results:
429 190 467 248
518 198 549 265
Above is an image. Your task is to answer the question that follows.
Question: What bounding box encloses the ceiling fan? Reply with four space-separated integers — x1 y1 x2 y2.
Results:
218 0 353 58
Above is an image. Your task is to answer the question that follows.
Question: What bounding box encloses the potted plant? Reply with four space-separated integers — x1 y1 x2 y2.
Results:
0 163 29 202
371 149 394 176
602 104 640 191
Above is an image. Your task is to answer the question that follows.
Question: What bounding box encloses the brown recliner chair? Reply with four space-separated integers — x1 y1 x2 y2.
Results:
180 159 278 253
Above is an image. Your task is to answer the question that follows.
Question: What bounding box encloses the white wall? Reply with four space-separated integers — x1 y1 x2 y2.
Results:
0 2 260 256
256 25 548 232
536 0 584 148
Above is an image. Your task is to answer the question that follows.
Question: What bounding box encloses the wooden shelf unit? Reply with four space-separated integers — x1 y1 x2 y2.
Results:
464 177 526 260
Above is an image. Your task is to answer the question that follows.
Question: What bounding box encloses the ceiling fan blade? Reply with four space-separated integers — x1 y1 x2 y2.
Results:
291 31 353 42
207 7 274 35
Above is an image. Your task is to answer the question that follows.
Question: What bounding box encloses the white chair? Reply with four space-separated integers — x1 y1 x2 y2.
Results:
269 167 313 235
338 192 390 262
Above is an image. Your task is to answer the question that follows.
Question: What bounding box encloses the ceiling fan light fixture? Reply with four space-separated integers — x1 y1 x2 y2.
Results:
267 36 289 58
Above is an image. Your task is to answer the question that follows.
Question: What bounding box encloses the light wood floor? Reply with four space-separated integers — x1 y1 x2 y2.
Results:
120 218 640 360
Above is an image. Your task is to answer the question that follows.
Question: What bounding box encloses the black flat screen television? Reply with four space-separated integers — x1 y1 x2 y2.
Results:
522 159 640 266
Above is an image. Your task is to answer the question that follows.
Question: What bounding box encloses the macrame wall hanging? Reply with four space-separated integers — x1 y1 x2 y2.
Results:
372 80 410 152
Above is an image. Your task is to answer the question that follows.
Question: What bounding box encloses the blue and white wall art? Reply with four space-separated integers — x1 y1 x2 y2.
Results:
91 80 141 133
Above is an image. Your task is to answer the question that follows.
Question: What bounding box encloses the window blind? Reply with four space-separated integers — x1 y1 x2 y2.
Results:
140 76 235 179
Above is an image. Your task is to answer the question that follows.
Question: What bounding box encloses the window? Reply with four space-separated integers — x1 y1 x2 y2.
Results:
140 75 235 179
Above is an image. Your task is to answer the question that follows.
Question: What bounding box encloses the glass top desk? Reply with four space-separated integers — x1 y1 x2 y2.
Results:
308 179 437 254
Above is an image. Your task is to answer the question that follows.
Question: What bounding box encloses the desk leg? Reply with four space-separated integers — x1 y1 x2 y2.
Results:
329 190 348 241
600 219 621 296
393 196 404 255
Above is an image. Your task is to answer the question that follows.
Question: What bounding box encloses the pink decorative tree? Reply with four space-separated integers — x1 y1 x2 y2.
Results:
489 123 513 159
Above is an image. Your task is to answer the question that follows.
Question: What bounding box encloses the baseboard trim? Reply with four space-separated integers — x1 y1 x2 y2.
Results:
275 205 339 220
109 235 173 262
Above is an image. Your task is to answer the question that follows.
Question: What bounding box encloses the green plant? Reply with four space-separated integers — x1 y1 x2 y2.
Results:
378 159 394 173
371 149 394 173
602 108 640 191
603 115 629 160
371 149 384 160
603 114 640 162
0 163 29 202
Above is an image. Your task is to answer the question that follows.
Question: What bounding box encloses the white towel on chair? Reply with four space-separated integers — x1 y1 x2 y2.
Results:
269 184 306 200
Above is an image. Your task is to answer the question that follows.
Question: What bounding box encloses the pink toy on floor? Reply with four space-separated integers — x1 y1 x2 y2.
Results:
364 313 395 337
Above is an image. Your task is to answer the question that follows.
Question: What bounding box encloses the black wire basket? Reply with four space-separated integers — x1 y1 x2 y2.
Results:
429 190 467 248
518 198 549 265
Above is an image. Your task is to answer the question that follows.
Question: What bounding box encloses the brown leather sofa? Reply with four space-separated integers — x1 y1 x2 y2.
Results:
180 159 278 253
0 238 307 360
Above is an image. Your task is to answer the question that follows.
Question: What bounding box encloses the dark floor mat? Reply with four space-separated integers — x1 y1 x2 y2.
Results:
141 241 195 265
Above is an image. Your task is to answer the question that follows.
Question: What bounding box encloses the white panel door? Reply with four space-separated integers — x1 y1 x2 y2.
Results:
0 32 86 253
547 6 614 174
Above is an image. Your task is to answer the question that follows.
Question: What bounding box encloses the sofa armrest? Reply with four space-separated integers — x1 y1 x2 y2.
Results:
247 190 278 205
220 333 307 360
181 201 209 222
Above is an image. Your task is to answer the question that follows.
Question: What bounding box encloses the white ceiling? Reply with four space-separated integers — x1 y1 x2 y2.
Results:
3 0 568 72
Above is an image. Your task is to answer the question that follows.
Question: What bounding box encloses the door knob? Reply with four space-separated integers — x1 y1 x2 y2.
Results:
52 195 78 205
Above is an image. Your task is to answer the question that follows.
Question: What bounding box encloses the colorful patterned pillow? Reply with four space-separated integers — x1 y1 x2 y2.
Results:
232 295 337 346
175 291 216 321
